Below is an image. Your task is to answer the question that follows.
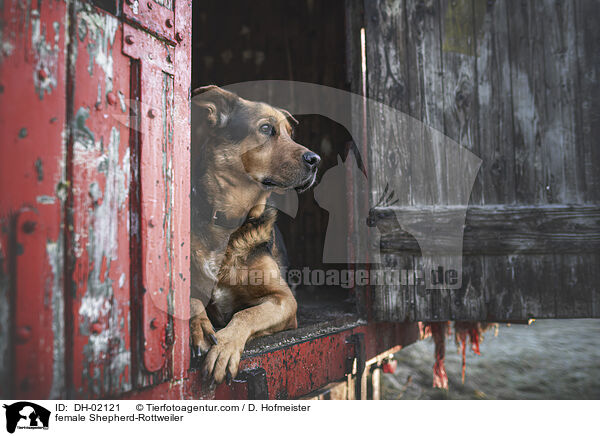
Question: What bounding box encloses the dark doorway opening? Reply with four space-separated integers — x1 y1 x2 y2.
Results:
191 0 360 338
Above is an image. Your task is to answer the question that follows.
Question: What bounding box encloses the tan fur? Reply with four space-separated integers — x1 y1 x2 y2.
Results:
189 86 318 384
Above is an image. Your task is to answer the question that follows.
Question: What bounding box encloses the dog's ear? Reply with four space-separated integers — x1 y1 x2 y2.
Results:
191 85 238 128
277 108 299 126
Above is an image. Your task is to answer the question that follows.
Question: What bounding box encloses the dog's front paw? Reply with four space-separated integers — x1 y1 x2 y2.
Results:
190 314 217 357
201 329 245 384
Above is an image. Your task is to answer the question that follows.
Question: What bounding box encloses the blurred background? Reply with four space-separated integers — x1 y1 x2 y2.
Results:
383 319 600 399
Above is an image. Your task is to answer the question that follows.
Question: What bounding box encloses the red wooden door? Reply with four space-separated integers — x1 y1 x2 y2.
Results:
0 0 69 399
0 0 191 399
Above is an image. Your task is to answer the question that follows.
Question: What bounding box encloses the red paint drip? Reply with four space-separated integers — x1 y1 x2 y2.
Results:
454 322 485 384
424 321 490 389
424 322 450 389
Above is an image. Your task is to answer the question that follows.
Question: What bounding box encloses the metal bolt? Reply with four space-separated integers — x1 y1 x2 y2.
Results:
107 92 118 106
150 318 158 330
91 322 102 334
125 34 135 45
21 220 36 234
16 326 31 343
147 109 157 119
37 69 48 80
147 1 153 9
175 32 184 43
165 18 174 28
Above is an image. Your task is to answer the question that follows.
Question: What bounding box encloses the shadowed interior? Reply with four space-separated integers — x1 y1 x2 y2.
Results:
192 0 359 329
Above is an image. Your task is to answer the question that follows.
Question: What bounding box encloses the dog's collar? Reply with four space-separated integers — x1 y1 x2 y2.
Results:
210 209 247 229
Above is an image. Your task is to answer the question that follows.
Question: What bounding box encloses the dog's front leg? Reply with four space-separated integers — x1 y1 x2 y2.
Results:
190 297 218 356
202 255 297 384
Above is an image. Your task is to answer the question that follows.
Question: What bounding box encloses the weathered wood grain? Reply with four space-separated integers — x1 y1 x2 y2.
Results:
67 2 133 398
507 0 545 205
476 0 515 205
364 0 414 321
439 0 484 319
367 0 599 322
574 1 600 204
374 204 600 255
0 0 69 399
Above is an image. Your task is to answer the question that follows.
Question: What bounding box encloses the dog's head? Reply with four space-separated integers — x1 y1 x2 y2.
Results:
192 85 320 193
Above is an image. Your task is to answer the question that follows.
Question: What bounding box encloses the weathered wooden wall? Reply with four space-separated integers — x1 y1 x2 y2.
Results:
0 0 191 399
365 0 600 321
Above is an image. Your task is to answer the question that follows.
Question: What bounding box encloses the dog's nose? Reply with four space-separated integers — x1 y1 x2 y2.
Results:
302 152 321 169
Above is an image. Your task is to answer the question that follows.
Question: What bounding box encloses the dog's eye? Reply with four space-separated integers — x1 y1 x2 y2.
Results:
259 124 275 136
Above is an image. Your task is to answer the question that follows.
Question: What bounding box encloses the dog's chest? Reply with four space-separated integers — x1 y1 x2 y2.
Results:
208 286 237 327
197 254 236 325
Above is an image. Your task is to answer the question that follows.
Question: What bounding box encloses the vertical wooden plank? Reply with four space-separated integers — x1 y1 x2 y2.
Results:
122 0 190 382
455 255 486 320
556 254 594 318
539 0 582 204
440 0 479 320
364 0 411 203
440 0 482 202
123 32 172 379
364 0 447 321
492 0 545 319
404 0 447 207
167 0 192 381
364 0 412 321
0 223 9 398
574 0 600 204
590 254 600 318
475 0 515 205
538 255 558 319
459 0 512 321
406 0 449 321
508 0 581 206
67 2 132 398
508 0 544 205
139 63 173 374
0 0 68 399
485 255 521 320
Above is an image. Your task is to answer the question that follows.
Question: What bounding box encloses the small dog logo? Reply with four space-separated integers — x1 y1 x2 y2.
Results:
2 402 50 434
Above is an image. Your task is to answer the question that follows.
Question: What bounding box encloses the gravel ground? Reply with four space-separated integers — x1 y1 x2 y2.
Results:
382 319 600 400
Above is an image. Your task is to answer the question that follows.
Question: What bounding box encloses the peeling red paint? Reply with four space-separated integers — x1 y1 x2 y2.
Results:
120 322 419 400
67 3 132 399
0 0 68 399
123 0 176 43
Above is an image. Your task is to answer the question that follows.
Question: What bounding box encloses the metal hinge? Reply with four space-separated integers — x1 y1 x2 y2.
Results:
235 368 269 400
345 333 366 399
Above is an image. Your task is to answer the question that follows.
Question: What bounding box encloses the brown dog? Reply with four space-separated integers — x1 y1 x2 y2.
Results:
190 86 320 384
